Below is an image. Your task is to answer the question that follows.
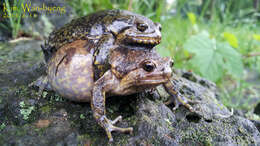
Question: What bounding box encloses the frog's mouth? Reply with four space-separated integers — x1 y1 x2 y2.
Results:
116 29 161 47
121 75 169 94
138 74 170 85
124 35 161 46
113 70 171 96
121 72 171 88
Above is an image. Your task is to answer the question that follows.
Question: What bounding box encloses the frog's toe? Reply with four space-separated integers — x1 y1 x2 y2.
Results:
166 95 198 112
172 102 180 111
179 100 194 112
111 115 122 124
29 76 52 99
106 125 133 142
99 115 133 142
188 99 201 104
164 97 174 105
175 96 199 112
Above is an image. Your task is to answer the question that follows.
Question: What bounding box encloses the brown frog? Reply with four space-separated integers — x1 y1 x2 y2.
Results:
42 9 162 65
33 39 195 142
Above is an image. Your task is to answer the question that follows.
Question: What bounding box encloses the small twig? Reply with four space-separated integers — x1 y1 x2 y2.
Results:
244 52 260 58
214 108 234 119
9 37 33 43
128 0 133 11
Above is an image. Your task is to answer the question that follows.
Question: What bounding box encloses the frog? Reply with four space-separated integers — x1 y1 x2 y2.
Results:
33 39 195 142
41 9 162 67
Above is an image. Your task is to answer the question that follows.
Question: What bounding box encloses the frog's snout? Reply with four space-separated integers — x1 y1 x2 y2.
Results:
155 22 162 32
169 59 174 67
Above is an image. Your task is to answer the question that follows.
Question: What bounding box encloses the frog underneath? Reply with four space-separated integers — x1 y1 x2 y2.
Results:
33 39 194 142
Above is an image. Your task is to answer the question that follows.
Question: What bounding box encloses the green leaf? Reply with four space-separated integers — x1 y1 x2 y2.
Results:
187 12 197 25
217 43 243 78
184 32 243 81
253 34 260 41
223 32 238 48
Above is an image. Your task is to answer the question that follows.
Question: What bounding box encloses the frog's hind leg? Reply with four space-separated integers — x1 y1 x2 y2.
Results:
29 76 51 98
163 81 199 112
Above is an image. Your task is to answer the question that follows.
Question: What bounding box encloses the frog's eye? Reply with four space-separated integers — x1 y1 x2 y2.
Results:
142 60 156 72
137 23 148 32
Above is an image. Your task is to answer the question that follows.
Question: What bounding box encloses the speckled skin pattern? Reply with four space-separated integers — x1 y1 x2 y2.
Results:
42 9 162 63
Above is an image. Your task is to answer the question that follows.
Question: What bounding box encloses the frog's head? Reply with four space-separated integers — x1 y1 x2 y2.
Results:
107 10 162 47
110 48 173 95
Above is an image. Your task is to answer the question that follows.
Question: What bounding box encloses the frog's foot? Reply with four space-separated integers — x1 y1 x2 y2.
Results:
99 115 133 142
164 95 200 112
29 76 50 99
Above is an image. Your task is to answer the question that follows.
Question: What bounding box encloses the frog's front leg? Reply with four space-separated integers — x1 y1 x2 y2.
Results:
29 76 51 98
163 80 197 112
92 70 133 142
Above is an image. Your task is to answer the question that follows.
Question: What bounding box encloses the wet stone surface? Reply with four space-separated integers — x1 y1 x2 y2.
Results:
0 40 260 145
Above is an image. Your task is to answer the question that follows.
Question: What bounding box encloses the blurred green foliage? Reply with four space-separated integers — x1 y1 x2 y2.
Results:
66 0 165 21
2 0 25 38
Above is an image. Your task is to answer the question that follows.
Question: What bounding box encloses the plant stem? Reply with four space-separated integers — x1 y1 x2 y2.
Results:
244 52 260 57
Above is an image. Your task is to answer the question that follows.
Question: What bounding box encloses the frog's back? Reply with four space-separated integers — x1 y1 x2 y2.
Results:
42 10 123 62
47 10 114 48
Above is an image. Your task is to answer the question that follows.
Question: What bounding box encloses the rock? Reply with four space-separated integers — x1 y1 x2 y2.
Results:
254 103 260 116
0 40 260 145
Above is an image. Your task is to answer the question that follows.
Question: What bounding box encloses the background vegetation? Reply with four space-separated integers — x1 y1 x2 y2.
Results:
3 0 260 113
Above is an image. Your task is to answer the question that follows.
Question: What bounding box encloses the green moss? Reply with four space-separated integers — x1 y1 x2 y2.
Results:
116 136 130 145
77 133 92 141
49 93 65 102
150 136 162 146
142 115 152 124
125 115 137 126
16 86 34 99
42 91 48 98
0 123 6 131
15 126 29 136
178 117 257 145
164 118 174 132
80 114 85 119
203 136 213 146
40 105 52 114
19 101 35 120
